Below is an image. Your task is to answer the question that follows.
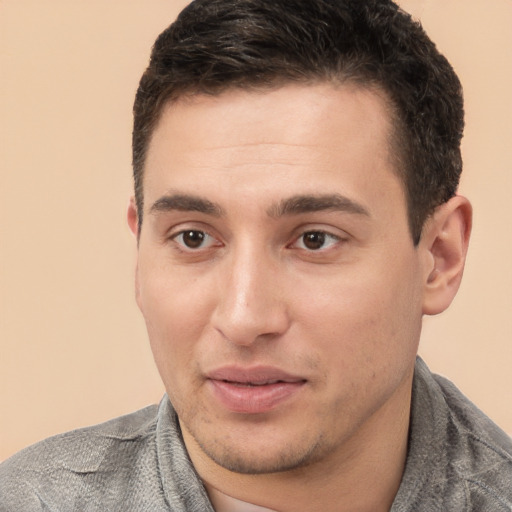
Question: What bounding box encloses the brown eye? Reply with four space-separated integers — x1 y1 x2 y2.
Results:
302 231 326 250
178 230 207 249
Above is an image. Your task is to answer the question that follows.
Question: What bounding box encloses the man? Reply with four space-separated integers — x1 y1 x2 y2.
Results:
1 0 511 510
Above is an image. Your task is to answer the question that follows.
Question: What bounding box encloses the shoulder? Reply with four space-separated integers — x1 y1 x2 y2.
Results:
0 404 159 511
434 372 512 506
403 359 512 511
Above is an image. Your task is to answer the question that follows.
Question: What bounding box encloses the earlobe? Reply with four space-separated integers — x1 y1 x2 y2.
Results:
421 195 472 316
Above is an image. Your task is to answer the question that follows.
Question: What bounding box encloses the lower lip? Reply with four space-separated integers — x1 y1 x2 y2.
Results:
208 379 305 414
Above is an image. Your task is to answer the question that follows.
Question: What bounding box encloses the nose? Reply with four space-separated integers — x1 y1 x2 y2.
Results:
211 246 291 346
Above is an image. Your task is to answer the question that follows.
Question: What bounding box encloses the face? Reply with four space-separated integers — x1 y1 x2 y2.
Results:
132 83 428 475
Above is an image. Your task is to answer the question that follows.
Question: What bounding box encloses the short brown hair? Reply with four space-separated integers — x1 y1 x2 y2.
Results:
133 0 464 244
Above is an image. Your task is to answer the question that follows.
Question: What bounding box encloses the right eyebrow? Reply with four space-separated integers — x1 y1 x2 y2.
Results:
149 193 225 217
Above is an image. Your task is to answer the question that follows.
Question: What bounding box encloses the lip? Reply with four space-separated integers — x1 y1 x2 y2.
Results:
206 366 307 414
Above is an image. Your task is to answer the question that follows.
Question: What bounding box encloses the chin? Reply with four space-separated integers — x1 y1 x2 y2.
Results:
192 428 325 475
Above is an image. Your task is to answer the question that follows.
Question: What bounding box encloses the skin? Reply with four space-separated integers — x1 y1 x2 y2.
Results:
128 83 471 511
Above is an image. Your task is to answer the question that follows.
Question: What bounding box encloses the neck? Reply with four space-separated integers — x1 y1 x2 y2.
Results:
183 373 413 512
207 486 277 512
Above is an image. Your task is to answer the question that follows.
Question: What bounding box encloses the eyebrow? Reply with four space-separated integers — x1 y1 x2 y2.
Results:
149 192 369 219
267 194 370 218
150 193 225 217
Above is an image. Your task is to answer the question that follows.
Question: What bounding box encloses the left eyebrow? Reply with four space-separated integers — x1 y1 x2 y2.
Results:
267 194 370 218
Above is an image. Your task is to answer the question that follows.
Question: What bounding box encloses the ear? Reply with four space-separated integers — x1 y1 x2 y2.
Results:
127 197 142 306
127 196 139 238
421 195 472 316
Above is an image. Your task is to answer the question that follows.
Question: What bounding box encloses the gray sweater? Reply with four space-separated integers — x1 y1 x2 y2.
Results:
1 358 511 511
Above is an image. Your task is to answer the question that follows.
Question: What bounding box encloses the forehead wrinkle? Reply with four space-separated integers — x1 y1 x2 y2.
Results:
149 193 225 217
267 194 370 218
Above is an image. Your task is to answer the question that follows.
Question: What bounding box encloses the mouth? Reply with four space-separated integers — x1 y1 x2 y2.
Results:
206 366 307 414
226 379 295 387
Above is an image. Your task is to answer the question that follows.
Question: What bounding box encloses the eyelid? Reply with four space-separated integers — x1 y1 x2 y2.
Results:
292 223 348 239
166 220 216 239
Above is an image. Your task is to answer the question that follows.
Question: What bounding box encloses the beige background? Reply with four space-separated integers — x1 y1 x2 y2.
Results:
1 0 511 461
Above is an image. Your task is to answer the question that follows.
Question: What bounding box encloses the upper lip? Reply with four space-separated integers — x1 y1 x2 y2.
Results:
207 366 307 385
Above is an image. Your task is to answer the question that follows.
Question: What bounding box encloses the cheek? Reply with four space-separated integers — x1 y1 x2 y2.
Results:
138 257 214 330
136 263 215 387
297 257 423 375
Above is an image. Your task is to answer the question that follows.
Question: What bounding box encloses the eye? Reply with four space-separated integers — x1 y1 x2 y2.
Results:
172 230 217 250
293 230 340 251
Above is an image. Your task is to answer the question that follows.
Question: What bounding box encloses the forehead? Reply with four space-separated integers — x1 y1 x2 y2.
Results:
143 83 405 220
152 82 394 151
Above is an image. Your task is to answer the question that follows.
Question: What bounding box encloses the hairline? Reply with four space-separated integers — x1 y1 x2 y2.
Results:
135 77 417 241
